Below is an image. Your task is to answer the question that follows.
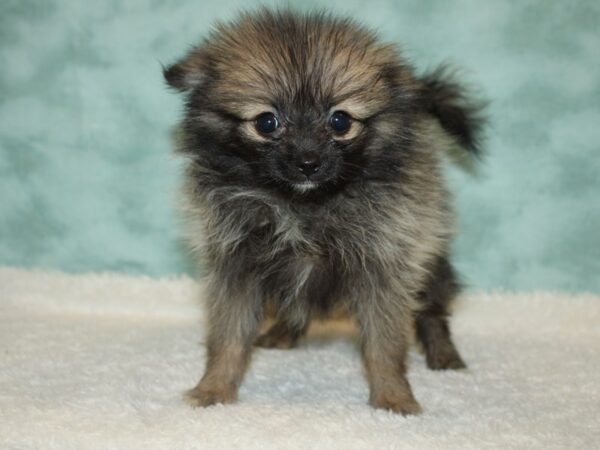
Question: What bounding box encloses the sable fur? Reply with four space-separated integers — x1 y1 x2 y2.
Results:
164 9 483 415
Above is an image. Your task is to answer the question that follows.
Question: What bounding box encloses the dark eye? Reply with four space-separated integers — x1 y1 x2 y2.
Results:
255 112 279 134
329 111 352 133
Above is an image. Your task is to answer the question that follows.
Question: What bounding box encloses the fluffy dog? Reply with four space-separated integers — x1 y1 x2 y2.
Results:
164 9 484 415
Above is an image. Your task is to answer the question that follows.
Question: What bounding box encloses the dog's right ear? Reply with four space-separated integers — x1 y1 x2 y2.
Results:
163 45 209 92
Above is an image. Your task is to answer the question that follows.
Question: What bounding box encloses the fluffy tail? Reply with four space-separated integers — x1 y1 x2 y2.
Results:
419 66 486 155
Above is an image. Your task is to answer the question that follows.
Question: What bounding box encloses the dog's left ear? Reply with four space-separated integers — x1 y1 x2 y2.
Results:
163 45 209 92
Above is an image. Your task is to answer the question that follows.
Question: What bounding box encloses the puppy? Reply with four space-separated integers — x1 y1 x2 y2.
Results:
164 9 484 415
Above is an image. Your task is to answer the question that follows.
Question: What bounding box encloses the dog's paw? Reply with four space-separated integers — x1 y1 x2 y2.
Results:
183 383 237 408
426 347 467 371
370 393 423 416
254 324 298 349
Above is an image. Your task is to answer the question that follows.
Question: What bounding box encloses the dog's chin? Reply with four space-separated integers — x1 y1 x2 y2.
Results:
292 180 319 193
270 169 344 197
279 173 348 197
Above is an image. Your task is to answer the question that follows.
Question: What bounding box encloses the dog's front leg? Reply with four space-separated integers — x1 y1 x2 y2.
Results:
185 278 262 407
355 282 422 415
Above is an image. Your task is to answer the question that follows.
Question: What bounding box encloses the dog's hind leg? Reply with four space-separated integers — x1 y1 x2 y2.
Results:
415 255 467 370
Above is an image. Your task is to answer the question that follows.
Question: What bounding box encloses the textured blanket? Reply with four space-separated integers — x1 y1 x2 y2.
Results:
1 268 598 449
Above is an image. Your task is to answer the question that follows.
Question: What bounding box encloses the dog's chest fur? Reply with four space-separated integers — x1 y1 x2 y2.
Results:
187 166 450 312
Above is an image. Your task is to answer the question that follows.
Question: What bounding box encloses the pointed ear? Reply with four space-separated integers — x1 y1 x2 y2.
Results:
162 46 208 91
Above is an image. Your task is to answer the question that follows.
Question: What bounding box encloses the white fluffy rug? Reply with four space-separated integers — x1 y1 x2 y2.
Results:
1 268 599 449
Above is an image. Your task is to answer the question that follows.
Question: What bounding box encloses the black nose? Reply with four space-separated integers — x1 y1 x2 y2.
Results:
297 153 321 176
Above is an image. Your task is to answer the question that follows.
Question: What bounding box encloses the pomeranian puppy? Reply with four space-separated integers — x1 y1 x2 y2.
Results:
164 9 484 415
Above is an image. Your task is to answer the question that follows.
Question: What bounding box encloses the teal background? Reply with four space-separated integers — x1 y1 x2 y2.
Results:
1 0 599 292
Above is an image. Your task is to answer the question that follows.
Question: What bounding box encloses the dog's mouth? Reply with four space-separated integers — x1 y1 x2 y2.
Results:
270 157 347 196
292 180 319 193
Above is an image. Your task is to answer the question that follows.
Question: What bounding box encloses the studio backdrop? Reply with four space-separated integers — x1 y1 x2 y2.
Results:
1 0 598 292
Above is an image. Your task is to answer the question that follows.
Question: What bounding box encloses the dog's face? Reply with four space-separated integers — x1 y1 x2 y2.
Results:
165 11 419 196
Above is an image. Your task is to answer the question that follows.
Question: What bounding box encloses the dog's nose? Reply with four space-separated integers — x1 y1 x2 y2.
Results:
297 153 321 176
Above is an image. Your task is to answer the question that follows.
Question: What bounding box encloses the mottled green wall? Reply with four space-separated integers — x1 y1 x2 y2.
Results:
1 0 599 292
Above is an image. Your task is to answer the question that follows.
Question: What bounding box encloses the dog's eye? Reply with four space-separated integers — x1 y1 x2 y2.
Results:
255 112 279 134
329 111 352 133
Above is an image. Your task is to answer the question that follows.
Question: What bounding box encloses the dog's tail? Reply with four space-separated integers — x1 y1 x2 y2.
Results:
419 66 486 156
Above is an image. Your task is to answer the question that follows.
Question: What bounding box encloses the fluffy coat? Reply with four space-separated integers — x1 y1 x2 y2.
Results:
164 9 484 414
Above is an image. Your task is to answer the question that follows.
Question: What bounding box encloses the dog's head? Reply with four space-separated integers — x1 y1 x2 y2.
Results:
165 10 420 196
